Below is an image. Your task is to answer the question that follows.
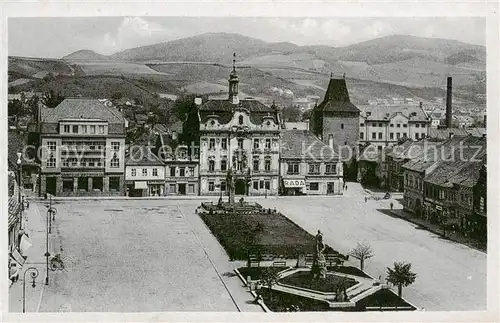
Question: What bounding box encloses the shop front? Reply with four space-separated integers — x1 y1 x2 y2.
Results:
283 178 306 195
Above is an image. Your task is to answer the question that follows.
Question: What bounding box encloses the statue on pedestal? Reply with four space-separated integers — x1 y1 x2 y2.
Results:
226 168 235 206
311 230 327 279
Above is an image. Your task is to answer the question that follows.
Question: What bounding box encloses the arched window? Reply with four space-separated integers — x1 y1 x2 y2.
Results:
238 115 244 125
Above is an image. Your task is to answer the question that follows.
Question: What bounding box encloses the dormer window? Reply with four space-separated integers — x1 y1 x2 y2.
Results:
210 120 215 125
267 121 271 126
238 115 244 125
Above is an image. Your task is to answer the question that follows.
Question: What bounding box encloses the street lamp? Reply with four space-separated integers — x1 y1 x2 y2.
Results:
16 152 23 230
44 209 50 285
22 267 39 313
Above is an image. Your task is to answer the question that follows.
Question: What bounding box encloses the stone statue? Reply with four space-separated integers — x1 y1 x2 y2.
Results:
311 230 327 279
226 168 235 205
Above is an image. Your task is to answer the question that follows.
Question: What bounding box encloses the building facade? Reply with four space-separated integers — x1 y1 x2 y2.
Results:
280 130 343 195
198 64 280 196
358 105 431 149
125 146 165 197
39 99 126 196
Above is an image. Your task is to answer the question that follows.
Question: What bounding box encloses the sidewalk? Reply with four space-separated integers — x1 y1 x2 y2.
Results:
9 202 54 313
388 209 486 253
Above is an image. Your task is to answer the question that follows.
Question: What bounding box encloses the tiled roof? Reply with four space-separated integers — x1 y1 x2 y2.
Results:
281 130 338 160
42 99 125 124
388 140 441 160
428 128 471 140
317 78 360 113
465 128 487 137
125 146 164 166
358 104 428 122
8 197 21 228
199 99 278 125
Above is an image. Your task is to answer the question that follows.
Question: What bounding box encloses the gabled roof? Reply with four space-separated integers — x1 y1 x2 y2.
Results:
281 130 338 160
316 78 360 113
42 99 125 123
428 128 471 140
125 146 164 166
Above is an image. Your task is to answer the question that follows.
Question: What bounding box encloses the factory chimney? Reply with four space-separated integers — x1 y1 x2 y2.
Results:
446 77 452 128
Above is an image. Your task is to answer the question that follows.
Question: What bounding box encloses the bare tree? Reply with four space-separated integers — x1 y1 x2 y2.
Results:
349 242 374 271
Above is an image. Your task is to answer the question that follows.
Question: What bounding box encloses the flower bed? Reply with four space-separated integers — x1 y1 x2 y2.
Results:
237 266 286 281
326 266 372 279
258 288 333 312
355 288 416 311
198 211 341 260
279 271 357 293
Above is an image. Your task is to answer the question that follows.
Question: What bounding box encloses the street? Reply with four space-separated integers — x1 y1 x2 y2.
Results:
10 183 486 312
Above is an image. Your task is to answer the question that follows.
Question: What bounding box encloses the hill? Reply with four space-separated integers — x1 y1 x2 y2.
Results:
62 49 110 61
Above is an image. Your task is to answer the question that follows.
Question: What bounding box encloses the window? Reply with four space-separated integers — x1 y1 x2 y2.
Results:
421 133 426 139
71 125 78 133
152 168 158 176
403 124 408 128
221 160 227 171
131 169 136 177
99 125 105 134
265 139 271 149
415 133 419 140
221 138 227 150
209 160 215 171
325 164 336 174
378 132 382 140
259 181 264 189
265 159 271 171
309 163 320 174
220 181 226 192
238 115 244 125
372 132 376 139
253 159 259 171
46 154 56 168
309 182 319 190
254 138 260 149
90 125 96 134
379 123 383 127
62 159 69 167
396 133 401 139
141 168 147 176
416 123 420 128
421 123 426 128
237 138 244 149
209 138 215 150
111 142 120 151
288 163 299 174
179 167 185 177
110 153 119 168
237 161 242 170
390 124 394 127
341 124 344 129
253 181 259 190
360 132 364 140
189 167 195 176
265 181 270 190
188 184 195 194
63 125 70 133
47 141 57 152
88 159 95 167
208 181 215 192
390 132 394 140
170 167 176 177
360 123 364 127
397 124 401 128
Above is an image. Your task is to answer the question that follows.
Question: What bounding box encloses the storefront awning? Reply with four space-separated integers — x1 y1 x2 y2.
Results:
134 181 148 189
284 179 306 188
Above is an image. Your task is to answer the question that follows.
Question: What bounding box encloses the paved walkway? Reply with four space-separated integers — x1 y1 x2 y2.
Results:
9 202 54 313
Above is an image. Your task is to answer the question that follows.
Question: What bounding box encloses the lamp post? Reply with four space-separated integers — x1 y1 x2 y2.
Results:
22 267 39 313
44 208 50 285
16 152 23 230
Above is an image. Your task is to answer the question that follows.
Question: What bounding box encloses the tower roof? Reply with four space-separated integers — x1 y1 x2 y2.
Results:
317 78 360 113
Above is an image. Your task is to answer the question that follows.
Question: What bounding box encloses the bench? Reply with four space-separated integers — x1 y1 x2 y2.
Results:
272 261 287 267
249 260 260 267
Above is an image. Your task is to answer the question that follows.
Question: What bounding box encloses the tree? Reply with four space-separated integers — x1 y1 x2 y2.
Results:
259 267 279 290
281 104 301 122
42 90 65 108
386 262 417 297
8 99 23 116
350 242 374 271
27 95 40 121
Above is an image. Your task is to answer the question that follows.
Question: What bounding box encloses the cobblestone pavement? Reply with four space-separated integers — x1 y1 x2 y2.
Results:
258 183 486 311
25 198 258 312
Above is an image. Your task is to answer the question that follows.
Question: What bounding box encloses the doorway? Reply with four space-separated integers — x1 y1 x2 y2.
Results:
235 179 246 195
178 183 186 195
46 177 57 196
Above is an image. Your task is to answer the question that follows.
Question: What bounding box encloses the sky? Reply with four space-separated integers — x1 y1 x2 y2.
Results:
8 17 486 58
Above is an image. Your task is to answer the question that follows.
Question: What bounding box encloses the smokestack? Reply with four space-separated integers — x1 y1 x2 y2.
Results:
446 77 452 128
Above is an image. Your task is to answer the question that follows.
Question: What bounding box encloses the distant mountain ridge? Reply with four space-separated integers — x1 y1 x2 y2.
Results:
63 49 110 61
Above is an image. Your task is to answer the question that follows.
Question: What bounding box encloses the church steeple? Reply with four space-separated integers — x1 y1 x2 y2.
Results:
228 53 239 105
